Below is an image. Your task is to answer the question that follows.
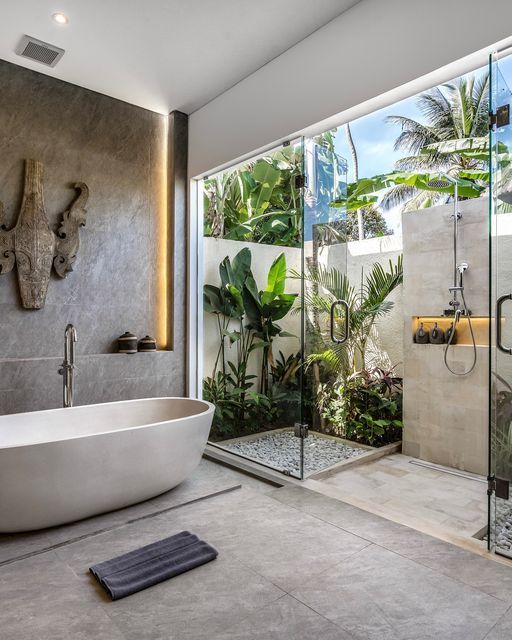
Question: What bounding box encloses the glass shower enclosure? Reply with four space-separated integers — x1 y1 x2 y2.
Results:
489 51 512 558
196 50 512 559
198 136 348 479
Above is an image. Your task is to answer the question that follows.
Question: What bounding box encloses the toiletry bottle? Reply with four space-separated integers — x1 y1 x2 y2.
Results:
415 322 429 344
445 322 457 345
429 322 445 344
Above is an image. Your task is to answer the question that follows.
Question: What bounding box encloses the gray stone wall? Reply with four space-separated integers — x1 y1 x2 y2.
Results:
0 61 186 414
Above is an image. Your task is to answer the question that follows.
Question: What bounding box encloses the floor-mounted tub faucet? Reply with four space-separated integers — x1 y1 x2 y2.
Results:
58 324 78 407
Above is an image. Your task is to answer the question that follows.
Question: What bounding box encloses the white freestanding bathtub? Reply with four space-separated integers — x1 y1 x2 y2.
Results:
0 397 214 533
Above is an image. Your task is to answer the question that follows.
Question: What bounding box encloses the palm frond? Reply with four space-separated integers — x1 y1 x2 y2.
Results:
394 154 448 171
380 184 418 210
362 258 403 309
385 116 437 154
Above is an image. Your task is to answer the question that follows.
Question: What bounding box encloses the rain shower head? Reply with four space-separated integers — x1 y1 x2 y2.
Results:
427 179 452 188
426 174 457 189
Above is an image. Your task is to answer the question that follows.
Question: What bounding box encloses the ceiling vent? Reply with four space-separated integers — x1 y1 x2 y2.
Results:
15 35 65 68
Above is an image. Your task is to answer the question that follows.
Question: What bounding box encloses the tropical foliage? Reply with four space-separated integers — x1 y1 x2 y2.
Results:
381 73 490 210
297 256 403 378
289 256 404 445
317 367 403 446
492 371 512 475
203 131 354 247
203 247 298 437
204 145 303 246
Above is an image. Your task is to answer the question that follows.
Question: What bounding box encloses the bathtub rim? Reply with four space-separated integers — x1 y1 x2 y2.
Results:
0 396 215 450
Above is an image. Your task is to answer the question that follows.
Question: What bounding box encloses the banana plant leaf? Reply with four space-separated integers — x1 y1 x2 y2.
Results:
420 136 509 161
266 253 287 295
250 159 282 214
385 171 484 197
331 169 484 212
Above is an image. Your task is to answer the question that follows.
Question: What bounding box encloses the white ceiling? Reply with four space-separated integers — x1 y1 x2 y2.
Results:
0 0 362 114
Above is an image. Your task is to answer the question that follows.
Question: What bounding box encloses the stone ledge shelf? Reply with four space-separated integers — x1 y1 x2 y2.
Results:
411 315 490 347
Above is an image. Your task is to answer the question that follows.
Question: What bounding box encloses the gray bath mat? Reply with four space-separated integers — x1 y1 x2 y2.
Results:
89 531 218 600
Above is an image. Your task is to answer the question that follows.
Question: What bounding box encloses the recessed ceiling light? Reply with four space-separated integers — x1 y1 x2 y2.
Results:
52 12 69 25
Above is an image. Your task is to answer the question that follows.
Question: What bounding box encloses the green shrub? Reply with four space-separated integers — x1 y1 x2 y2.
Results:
318 367 403 447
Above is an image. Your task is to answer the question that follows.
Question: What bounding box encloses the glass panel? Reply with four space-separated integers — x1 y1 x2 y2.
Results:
200 140 305 478
301 136 350 476
490 52 512 557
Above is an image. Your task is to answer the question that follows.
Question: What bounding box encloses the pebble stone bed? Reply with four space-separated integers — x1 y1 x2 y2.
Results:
495 500 512 552
221 429 366 476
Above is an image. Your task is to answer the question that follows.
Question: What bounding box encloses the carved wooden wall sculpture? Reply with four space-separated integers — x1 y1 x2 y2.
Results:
0 159 88 309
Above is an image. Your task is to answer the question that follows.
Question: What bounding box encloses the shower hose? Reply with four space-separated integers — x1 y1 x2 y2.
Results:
443 290 477 376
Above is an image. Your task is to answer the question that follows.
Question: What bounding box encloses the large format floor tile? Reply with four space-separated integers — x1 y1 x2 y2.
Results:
484 604 512 639
2 459 512 640
291 544 508 640
102 554 285 640
211 594 353 640
0 552 126 640
272 485 512 603
157 486 370 592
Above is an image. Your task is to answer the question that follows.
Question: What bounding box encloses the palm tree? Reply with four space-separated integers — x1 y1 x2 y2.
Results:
344 123 391 239
297 256 403 380
382 73 489 210
345 123 364 241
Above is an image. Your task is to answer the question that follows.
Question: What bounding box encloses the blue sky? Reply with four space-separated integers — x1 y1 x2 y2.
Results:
331 55 512 232
334 97 423 181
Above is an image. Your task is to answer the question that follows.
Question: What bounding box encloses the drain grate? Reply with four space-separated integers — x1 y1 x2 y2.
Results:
408 458 486 483
0 484 241 567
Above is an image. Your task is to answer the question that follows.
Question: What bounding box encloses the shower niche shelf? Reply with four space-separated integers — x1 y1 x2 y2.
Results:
411 316 489 347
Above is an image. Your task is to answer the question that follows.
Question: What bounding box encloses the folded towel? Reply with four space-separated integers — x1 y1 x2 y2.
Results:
90 531 198 582
90 532 218 601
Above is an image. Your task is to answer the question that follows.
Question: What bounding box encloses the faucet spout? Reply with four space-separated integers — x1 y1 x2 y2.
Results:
59 324 78 407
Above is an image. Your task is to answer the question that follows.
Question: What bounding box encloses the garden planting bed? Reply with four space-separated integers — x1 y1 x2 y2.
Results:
220 428 375 477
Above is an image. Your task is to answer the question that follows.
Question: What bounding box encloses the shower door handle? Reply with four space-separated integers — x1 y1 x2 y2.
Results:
497 294 512 354
330 300 350 344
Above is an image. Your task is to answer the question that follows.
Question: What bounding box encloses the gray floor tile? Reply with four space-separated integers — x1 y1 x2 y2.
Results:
0 552 126 639
1 602 127 640
4 461 512 640
272 485 512 602
54 514 187 580
147 458 260 509
101 555 285 640
195 457 278 494
291 544 508 640
158 486 370 591
0 500 155 564
4 509 285 640
484 604 512 639
211 594 353 639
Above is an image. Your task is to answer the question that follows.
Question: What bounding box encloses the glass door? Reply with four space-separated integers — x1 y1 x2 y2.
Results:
490 52 512 557
300 137 349 477
200 140 305 477
198 136 349 479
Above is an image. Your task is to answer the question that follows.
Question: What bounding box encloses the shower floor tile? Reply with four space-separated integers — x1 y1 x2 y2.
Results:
308 452 487 546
